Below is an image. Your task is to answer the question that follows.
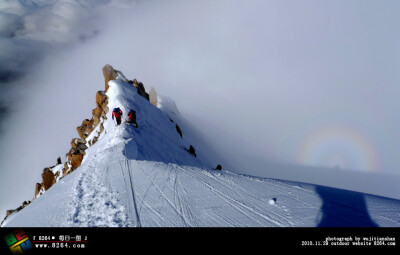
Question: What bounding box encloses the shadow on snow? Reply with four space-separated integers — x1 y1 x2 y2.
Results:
316 185 378 227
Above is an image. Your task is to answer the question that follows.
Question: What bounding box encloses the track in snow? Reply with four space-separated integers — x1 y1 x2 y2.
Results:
58 158 400 228
113 161 318 227
67 157 132 227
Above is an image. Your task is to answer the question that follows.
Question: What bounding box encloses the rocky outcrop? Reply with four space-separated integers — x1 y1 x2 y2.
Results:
93 91 108 128
93 91 109 128
67 137 87 172
102 64 128 92
63 89 109 176
42 168 56 191
176 124 182 138
128 79 150 101
149 87 158 107
76 119 90 139
35 183 42 197
66 147 85 171
187 145 197 157
33 157 64 197
103 64 151 102
70 153 84 169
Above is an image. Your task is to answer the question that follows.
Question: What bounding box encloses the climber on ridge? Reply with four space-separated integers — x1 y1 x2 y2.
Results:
127 109 138 128
112 107 123 125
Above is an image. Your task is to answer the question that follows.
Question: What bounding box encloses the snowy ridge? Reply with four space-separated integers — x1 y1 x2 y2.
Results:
2 79 400 227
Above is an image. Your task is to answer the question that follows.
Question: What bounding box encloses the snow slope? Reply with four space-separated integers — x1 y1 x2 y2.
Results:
2 80 400 227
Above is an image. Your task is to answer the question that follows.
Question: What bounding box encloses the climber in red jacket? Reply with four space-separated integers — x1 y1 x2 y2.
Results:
112 107 123 125
127 109 138 128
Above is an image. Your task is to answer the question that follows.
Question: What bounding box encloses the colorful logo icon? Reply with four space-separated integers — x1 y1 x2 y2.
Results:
3 229 32 254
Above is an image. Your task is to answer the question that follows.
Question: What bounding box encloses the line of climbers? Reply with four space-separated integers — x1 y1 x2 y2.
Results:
112 107 138 128
111 106 222 171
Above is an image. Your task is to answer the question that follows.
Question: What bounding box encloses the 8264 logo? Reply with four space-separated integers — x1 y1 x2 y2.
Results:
3 229 32 254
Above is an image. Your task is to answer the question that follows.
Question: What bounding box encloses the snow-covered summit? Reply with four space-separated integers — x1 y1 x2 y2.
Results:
2 67 400 227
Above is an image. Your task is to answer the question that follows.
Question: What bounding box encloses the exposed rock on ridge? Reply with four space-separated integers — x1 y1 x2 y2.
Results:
103 64 128 92
149 87 158 107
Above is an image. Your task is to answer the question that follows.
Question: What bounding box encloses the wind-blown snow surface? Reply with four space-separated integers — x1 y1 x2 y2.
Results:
3 81 400 227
